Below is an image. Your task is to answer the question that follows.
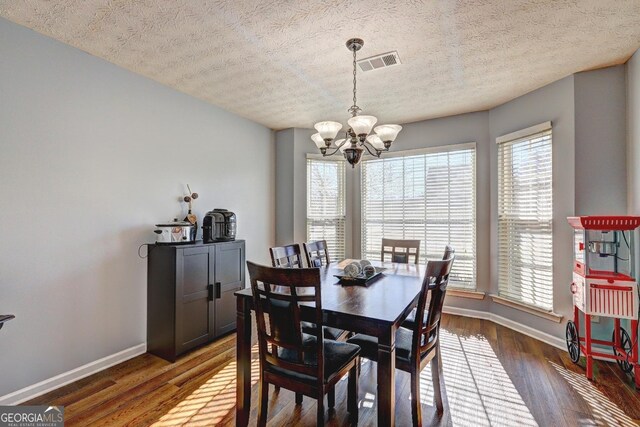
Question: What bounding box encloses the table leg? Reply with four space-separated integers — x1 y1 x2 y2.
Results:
377 326 396 427
236 296 252 427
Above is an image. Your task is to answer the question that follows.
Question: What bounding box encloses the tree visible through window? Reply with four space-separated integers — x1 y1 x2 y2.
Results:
361 144 476 290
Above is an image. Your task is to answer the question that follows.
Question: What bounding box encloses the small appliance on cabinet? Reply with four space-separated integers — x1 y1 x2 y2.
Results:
566 216 640 388
202 209 236 243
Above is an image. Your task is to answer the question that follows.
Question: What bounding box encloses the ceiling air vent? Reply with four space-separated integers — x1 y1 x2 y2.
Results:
357 51 401 72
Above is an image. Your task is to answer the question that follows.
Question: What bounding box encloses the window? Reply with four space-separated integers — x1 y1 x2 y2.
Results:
498 123 553 310
361 144 476 289
307 157 346 261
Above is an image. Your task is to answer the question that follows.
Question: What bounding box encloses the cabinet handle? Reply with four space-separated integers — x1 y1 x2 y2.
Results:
215 282 221 299
207 284 214 301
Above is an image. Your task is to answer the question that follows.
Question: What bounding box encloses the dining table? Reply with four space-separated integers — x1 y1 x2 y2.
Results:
234 259 426 427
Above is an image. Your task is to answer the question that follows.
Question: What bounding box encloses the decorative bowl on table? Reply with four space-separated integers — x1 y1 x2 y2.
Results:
335 260 385 286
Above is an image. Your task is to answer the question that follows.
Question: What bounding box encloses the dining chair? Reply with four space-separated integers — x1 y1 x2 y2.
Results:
303 240 330 267
269 244 347 342
402 246 455 330
381 238 421 264
247 261 361 426
347 250 455 426
269 244 304 268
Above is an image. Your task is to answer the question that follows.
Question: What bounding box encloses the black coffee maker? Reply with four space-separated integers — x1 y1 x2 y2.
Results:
203 209 236 243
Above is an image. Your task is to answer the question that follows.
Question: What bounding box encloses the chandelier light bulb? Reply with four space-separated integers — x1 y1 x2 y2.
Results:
366 134 386 151
311 133 326 148
374 124 402 143
314 121 342 141
338 139 351 153
347 115 377 137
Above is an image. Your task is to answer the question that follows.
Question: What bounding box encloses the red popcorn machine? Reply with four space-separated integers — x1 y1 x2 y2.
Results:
566 216 640 387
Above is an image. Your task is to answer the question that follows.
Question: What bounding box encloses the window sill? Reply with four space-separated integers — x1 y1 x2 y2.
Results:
490 295 563 323
447 289 486 300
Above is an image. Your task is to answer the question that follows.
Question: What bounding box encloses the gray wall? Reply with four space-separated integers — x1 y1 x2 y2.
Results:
574 66 627 215
276 65 629 340
628 49 640 327
629 49 640 215
0 19 275 397
275 129 295 245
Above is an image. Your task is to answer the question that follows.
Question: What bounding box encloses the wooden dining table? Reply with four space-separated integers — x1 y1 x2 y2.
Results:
234 259 425 427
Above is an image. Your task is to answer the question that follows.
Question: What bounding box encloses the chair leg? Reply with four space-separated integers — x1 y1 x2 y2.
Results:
328 386 335 409
295 392 303 404
271 344 280 392
432 345 444 415
258 379 269 427
348 363 359 422
317 397 325 425
411 370 422 427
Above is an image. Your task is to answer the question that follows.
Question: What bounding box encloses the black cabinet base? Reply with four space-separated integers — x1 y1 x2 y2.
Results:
147 240 245 362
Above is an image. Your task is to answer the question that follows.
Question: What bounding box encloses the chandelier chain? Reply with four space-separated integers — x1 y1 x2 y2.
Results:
352 47 357 111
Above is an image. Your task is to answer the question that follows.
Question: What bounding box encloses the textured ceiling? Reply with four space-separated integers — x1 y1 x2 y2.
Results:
1 1 640 130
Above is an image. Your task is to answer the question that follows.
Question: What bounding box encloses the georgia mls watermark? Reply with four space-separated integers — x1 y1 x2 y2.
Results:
0 406 64 427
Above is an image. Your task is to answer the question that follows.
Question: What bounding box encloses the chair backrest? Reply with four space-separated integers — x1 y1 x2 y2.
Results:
247 261 324 384
269 244 304 268
412 246 455 360
303 240 330 267
381 238 421 264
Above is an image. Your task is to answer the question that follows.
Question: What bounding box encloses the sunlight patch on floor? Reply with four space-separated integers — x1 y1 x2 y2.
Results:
151 344 260 426
417 329 538 427
549 361 638 427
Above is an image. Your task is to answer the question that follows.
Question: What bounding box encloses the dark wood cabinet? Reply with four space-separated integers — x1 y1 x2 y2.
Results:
147 240 245 361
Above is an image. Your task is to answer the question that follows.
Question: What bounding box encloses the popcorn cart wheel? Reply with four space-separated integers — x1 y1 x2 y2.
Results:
612 327 634 373
566 320 581 363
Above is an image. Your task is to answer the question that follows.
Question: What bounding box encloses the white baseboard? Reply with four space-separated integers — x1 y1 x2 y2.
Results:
443 306 566 350
0 343 146 406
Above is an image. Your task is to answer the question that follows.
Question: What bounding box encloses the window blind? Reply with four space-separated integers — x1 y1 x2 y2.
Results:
361 145 476 289
307 158 346 262
498 127 553 310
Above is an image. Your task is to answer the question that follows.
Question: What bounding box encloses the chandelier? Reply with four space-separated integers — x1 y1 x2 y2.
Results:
311 38 402 167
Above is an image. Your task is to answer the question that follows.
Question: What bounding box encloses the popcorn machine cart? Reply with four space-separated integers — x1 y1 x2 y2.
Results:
566 216 640 388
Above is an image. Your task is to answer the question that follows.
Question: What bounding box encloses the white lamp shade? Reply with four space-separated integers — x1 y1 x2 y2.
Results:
348 115 377 136
314 121 342 140
366 135 385 150
339 139 351 153
374 124 402 142
311 133 326 148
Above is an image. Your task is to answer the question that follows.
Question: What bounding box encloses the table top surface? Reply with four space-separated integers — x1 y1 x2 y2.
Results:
236 259 426 324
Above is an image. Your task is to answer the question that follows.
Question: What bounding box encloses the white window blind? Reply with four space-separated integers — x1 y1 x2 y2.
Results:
498 126 553 310
361 145 476 289
307 158 346 261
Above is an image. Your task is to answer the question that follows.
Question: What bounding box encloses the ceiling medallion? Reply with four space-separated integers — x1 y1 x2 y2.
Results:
311 38 402 167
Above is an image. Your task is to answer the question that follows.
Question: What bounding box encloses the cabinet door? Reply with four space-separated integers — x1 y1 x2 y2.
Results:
212 242 245 336
176 246 214 354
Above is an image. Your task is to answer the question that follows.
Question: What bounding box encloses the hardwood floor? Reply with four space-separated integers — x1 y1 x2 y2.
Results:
25 314 640 426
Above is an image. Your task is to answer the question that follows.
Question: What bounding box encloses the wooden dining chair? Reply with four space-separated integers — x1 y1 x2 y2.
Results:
402 246 455 330
303 240 330 267
269 244 304 268
269 244 347 342
347 250 455 426
381 238 421 264
247 262 361 426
